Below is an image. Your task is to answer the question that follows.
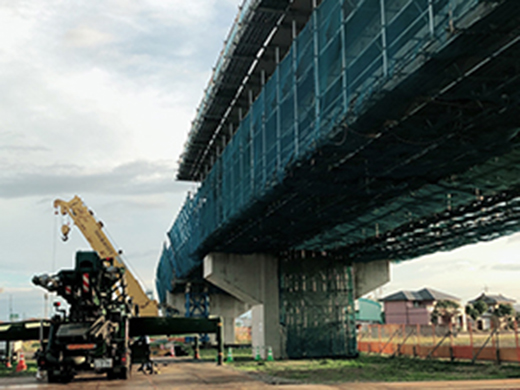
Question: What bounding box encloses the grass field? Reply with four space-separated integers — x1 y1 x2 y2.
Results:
194 347 520 383
229 353 520 383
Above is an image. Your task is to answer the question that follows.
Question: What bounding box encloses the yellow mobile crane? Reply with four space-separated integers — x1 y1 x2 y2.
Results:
54 195 159 316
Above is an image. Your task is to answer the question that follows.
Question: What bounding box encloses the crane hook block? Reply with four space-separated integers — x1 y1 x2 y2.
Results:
61 224 71 241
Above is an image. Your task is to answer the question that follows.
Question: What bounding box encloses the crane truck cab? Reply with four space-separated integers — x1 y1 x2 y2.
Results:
33 251 132 383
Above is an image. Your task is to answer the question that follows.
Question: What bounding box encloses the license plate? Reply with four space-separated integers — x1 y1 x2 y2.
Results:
94 358 113 369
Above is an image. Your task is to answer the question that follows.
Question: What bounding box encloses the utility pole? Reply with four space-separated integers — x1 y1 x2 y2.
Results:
8 294 18 322
44 293 49 318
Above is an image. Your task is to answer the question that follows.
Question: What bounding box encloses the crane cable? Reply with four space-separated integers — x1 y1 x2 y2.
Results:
103 227 150 293
52 209 58 273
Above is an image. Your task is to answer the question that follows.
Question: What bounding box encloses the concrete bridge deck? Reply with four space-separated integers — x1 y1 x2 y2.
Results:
155 0 520 361
159 0 520 283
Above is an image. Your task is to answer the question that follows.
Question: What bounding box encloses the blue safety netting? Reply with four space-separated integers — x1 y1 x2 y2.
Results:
160 0 516 286
155 243 174 303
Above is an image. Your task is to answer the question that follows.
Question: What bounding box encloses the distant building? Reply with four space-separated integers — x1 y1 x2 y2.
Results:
467 293 516 330
380 287 464 327
355 298 383 324
468 293 516 307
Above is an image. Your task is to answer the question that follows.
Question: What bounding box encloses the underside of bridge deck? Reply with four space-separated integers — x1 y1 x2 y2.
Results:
157 0 520 359
184 1 520 267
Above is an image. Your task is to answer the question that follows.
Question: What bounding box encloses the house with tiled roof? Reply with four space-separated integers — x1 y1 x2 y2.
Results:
467 293 516 330
380 287 463 327
468 293 516 307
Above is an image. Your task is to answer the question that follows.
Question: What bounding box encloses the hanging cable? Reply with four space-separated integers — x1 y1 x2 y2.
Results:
103 228 150 293
52 209 58 273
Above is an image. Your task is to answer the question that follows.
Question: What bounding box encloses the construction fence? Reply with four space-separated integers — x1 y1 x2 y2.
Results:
358 323 520 364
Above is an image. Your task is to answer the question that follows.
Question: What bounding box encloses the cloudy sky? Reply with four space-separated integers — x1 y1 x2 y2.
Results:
1 0 520 321
0 0 239 320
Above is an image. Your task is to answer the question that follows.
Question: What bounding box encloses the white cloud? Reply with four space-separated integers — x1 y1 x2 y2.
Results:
382 233 520 303
0 0 241 319
0 7 33 56
5 0 519 323
0 159 195 199
64 26 115 47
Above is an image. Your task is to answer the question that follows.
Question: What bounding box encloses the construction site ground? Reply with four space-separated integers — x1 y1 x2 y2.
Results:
2 358 520 389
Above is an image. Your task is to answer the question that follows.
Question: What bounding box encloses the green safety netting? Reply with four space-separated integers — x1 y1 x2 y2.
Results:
280 255 357 358
157 0 520 359
161 0 520 287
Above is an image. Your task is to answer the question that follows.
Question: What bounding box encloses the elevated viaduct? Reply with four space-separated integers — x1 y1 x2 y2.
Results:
156 0 520 358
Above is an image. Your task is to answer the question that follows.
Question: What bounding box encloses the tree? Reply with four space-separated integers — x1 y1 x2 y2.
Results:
494 303 513 318
465 300 488 321
493 303 514 329
431 300 460 324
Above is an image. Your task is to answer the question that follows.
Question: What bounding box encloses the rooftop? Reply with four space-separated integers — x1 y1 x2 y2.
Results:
468 293 516 306
381 288 460 303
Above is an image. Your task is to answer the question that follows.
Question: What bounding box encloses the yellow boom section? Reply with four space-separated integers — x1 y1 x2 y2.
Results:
54 196 159 316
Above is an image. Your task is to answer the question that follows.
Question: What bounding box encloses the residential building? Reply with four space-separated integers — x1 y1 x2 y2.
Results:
467 293 516 330
380 287 464 327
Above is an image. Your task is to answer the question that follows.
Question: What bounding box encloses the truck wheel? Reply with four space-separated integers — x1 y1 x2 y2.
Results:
47 371 72 383
119 366 129 380
47 371 59 383
107 370 117 380
62 373 74 383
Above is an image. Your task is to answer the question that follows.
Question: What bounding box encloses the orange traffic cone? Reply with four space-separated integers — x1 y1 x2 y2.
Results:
5 359 11 369
16 352 27 372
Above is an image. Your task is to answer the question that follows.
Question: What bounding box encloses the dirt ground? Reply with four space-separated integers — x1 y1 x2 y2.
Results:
1 359 520 389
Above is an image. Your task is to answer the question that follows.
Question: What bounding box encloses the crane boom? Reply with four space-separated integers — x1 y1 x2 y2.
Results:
54 196 159 316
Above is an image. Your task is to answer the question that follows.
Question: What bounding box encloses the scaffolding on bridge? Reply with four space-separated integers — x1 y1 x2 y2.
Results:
163 0 519 282
158 0 520 359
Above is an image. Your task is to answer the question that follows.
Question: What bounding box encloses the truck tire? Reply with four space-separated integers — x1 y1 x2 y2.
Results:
47 371 73 383
47 371 59 384
107 369 118 380
119 366 129 380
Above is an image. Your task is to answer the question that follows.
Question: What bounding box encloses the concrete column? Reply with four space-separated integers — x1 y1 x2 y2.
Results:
165 292 186 315
204 253 280 359
251 305 264 356
210 294 251 345
222 317 235 344
354 260 390 299
166 289 250 345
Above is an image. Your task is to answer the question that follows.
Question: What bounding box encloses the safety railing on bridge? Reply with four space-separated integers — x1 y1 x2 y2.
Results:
190 0 256 138
161 0 489 287
358 322 520 364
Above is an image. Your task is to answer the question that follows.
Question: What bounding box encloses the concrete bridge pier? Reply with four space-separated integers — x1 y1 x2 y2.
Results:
204 252 389 359
204 253 280 359
164 289 250 345
211 294 251 344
